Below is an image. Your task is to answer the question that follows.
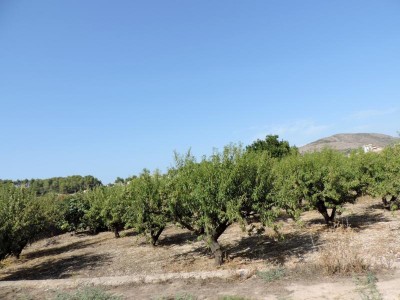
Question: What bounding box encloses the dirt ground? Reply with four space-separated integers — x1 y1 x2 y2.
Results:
1 196 400 299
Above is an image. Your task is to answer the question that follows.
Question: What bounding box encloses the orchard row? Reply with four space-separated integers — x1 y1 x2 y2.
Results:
1 137 399 265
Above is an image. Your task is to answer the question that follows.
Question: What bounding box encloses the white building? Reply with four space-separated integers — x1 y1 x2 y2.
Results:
363 144 383 153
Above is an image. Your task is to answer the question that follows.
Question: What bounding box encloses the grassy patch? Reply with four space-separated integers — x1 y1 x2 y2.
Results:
257 266 286 282
355 272 382 300
55 287 122 300
155 293 198 300
219 296 250 300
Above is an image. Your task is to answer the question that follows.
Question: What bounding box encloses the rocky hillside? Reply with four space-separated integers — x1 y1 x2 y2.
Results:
299 133 399 153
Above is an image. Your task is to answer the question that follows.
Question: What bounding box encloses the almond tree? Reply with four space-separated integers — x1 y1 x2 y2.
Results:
169 145 275 265
124 169 170 245
99 185 129 238
272 149 358 225
0 184 55 259
369 144 400 210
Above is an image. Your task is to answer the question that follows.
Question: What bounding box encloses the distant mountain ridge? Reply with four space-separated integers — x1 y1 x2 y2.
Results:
299 133 399 153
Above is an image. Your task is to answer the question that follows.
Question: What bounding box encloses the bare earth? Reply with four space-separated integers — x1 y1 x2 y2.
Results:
1 196 400 299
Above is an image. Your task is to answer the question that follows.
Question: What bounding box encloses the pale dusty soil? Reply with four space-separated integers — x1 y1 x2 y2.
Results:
1 196 400 299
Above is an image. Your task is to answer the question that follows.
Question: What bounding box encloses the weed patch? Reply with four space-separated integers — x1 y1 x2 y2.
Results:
355 272 382 300
316 230 369 275
55 287 122 300
219 296 250 300
257 266 286 282
155 293 198 300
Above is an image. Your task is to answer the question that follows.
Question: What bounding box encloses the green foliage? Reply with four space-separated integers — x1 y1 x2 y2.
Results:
0 184 58 259
58 186 129 236
113 175 137 185
348 150 382 197
246 135 297 158
368 144 400 210
355 272 382 300
3 138 399 266
124 169 170 245
219 297 250 300
173 294 198 300
59 193 90 232
38 193 67 235
82 188 108 234
155 294 198 300
0 175 102 196
99 185 129 237
272 149 358 225
257 266 286 282
55 287 122 300
169 145 275 265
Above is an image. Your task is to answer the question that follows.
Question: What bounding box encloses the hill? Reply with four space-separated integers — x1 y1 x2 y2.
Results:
299 133 399 153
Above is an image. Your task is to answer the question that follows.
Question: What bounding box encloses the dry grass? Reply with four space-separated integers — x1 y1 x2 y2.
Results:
316 229 370 275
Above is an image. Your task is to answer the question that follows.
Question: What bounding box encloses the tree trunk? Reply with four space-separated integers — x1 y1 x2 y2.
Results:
316 200 336 226
207 221 230 266
114 226 120 238
209 235 223 266
177 218 205 236
329 206 336 223
151 227 164 246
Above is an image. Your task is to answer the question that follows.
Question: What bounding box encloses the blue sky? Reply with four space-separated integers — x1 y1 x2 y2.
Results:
1 1 399 183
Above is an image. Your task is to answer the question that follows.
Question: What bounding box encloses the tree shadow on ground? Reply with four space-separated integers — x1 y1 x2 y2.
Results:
1 253 111 280
369 203 385 210
23 239 102 260
170 241 210 262
335 210 391 229
226 232 321 264
121 229 139 237
306 209 391 230
158 231 199 246
171 231 322 265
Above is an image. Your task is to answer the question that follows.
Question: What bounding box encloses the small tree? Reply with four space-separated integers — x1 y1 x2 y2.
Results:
0 184 53 259
369 144 400 210
60 193 90 232
124 170 170 245
100 185 129 238
347 149 382 198
83 188 108 234
169 145 275 265
272 149 358 225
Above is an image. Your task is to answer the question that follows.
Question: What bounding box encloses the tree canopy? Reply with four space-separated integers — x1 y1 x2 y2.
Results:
169 145 275 265
246 134 297 158
0 175 102 195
